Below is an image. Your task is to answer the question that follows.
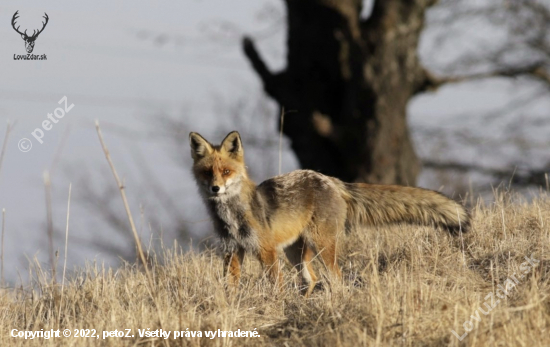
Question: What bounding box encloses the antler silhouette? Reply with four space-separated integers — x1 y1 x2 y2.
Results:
11 11 49 53
11 11 25 36
11 11 49 39
33 13 49 38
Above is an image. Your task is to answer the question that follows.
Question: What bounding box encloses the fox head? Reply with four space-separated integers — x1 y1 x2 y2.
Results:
189 131 247 198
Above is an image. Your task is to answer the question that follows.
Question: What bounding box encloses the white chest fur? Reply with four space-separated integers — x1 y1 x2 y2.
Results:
210 197 260 252
214 198 240 235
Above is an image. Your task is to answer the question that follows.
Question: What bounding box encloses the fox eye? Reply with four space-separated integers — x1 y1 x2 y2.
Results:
223 169 231 176
203 170 212 177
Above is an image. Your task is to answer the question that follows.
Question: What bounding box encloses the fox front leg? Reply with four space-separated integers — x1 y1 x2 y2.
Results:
223 247 245 287
258 248 283 290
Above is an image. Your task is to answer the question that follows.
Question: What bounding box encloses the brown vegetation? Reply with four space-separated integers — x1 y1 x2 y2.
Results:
0 189 549 346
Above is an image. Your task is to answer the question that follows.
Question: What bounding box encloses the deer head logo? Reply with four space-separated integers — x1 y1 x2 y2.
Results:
12 11 49 54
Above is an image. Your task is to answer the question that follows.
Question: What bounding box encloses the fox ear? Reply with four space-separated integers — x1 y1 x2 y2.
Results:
220 131 243 158
189 132 213 160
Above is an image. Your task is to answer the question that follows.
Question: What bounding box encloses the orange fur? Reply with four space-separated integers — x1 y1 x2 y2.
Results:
189 131 470 296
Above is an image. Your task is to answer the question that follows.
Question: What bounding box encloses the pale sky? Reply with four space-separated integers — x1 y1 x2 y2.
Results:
0 0 548 283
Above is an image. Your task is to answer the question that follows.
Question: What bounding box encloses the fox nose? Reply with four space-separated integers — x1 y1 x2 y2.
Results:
211 186 220 193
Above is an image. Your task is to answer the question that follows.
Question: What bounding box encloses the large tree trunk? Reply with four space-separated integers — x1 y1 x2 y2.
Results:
244 0 436 185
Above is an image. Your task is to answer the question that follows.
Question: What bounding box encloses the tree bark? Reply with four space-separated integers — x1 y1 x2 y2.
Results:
244 0 435 184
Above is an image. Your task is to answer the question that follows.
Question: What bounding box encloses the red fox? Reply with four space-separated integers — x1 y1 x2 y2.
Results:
189 131 470 296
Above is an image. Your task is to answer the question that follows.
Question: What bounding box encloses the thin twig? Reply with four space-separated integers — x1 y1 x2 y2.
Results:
1 208 5 286
58 183 71 324
43 170 56 283
0 121 12 183
49 124 72 177
61 183 71 288
0 121 10 287
95 120 167 344
95 120 149 272
457 207 466 268
278 107 285 175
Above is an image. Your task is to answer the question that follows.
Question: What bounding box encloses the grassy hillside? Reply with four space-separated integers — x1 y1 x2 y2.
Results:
1 190 549 346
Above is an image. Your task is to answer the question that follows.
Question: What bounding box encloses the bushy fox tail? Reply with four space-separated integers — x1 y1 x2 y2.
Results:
337 182 470 234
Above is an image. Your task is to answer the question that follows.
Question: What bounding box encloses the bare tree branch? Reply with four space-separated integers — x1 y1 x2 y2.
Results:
424 159 550 187
420 62 550 91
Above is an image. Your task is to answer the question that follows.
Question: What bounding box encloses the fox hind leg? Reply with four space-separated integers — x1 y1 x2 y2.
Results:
310 218 343 281
316 238 341 279
285 237 318 297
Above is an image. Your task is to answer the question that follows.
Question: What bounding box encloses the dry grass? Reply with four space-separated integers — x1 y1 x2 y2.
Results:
0 190 549 347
